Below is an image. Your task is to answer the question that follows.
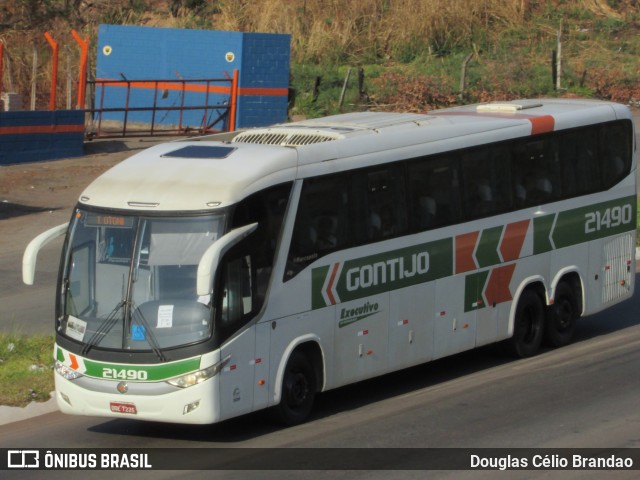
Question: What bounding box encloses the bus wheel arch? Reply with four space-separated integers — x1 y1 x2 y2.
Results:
545 272 582 348
506 283 546 358
272 339 325 426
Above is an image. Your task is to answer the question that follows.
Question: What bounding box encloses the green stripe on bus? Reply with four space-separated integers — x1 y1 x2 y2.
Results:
312 195 636 309
475 225 503 268
552 196 637 249
533 195 636 253
533 214 555 255
312 238 453 309
82 357 201 381
56 346 202 380
464 270 490 312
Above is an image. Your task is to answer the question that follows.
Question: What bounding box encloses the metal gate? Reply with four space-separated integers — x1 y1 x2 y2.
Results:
86 70 238 138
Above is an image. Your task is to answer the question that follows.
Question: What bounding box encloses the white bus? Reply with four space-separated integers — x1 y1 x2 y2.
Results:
24 98 636 426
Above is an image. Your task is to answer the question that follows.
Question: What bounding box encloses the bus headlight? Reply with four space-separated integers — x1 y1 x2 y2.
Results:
55 360 83 380
166 356 230 389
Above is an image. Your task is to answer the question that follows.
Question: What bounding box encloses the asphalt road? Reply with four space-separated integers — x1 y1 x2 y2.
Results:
1 276 639 478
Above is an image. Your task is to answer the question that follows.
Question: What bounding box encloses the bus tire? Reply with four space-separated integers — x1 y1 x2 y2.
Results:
544 281 578 348
274 350 316 426
507 289 544 358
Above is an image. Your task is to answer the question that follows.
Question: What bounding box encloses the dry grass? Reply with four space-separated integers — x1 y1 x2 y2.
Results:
210 0 528 61
1 0 639 111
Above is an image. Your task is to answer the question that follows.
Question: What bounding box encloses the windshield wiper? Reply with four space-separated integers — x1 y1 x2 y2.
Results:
81 300 125 356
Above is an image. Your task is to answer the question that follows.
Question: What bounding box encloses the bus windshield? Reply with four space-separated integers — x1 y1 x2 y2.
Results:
59 209 226 353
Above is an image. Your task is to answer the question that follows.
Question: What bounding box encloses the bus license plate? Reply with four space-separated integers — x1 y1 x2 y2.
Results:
110 402 137 414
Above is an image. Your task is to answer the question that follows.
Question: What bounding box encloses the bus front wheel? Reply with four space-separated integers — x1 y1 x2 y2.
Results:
274 350 316 426
507 289 544 358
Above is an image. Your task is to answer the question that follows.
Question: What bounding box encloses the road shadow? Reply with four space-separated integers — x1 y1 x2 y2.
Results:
85 347 525 443
0 202 59 220
83 139 132 155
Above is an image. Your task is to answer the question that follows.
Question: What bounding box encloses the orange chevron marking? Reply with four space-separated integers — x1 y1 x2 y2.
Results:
69 354 79 370
500 220 530 262
325 262 340 305
455 231 479 274
484 264 517 306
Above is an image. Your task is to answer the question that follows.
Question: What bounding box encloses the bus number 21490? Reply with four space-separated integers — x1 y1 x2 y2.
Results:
102 368 148 381
584 204 633 234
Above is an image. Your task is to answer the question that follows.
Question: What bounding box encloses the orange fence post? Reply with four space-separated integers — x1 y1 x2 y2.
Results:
228 69 239 132
44 32 59 111
0 42 4 102
71 30 88 109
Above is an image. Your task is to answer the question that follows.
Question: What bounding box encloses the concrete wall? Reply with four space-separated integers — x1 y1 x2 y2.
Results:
0 110 84 165
96 25 291 129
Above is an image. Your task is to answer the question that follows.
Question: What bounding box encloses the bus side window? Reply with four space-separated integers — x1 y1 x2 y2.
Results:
559 127 600 196
407 156 461 231
461 146 512 220
231 183 292 301
216 249 254 342
600 121 632 189
512 138 561 207
285 175 349 280
359 167 407 241
218 181 292 339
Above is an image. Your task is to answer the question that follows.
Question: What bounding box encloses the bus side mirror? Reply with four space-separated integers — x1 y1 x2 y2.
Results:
196 222 258 297
23 223 68 285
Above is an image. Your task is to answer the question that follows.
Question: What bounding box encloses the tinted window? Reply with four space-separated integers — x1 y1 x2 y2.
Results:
286 175 350 278
512 137 562 207
407 155 462 231
600 121 632 189
353 166 408 242
461 145 512 219
559 126 601 196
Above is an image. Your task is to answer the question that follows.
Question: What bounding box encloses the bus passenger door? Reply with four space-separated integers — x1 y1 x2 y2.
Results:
216 252 259 420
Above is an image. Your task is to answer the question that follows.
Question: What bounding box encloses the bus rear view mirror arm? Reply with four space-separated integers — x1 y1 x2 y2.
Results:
23 223 68 285
196 222 258 297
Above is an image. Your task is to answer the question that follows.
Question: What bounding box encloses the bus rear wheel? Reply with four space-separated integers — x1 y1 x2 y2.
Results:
544 281 578 348
507 289 544 358
274 350 316 426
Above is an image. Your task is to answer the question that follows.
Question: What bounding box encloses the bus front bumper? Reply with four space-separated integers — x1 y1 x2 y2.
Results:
54 371 221 425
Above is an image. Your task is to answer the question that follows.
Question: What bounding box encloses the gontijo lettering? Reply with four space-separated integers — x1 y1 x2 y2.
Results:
346 251 430 291
312 237 453 309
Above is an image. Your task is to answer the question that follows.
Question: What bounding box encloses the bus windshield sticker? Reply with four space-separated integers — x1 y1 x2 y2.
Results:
157 305 174 328
131 325 146 341
66 316 87 341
